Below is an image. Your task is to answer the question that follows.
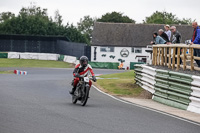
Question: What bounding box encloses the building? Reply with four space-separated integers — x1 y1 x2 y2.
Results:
91 22 193 68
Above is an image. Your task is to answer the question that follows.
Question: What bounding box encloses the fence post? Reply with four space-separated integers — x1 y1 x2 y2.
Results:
176 47 181 70
161 47 164 66
152 47 155 65
158 48 161 65
165 47 167 66
168 47 171 68
172 47 176 69
190 48 194 71
154 47 158 65
183 48 186 70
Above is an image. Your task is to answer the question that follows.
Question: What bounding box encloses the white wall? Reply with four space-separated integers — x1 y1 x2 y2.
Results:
91 46 151 67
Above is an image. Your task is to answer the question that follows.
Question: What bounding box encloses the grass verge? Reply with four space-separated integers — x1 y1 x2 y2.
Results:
95 71 145 97
0 58 74 68
0 70 14 74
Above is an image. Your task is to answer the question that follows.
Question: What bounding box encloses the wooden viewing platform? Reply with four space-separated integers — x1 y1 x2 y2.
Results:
153 44 200 71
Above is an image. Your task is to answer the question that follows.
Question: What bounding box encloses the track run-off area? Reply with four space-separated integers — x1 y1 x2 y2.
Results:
0 68 200 133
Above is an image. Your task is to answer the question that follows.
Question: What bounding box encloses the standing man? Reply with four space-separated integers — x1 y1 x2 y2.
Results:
191 22 200 67
170 26 181 44
158 29 170 42
170 26 182 64
164 25 171 41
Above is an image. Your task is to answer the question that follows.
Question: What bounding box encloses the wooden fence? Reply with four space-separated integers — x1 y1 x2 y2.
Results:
153 44 200 71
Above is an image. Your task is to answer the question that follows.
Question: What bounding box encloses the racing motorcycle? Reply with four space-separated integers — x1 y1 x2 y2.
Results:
71 75 95 106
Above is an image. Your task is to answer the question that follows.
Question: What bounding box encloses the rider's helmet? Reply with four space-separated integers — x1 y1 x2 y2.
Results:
80 56 88 67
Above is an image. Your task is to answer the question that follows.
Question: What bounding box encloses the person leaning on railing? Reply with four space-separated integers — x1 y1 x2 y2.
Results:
150 32 167 44
170 26 182 64
158 29 170 43
191 22 200 67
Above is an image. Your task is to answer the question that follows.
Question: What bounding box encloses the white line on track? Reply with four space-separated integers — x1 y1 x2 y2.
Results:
92 85 200 126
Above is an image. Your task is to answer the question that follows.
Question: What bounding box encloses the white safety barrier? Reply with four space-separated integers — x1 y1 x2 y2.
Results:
18 53 59 60
135 65 156 94
7 52 78 64
63 55 77 64
135 64 200 114
8 52 20 59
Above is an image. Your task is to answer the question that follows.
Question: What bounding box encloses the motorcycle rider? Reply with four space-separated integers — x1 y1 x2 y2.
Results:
69 56 96 95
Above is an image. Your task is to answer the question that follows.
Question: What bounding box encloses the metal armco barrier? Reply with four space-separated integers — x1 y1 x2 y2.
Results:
134 64 200 114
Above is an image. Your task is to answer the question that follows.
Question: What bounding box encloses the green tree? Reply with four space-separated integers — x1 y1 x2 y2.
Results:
54 10 63 27
0 12 15 23
144 11 193 25
0 4 89 44
77 15 95 44
97 11 135 23
64 24 89 44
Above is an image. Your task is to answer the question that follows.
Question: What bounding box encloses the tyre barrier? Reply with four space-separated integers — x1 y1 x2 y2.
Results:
134 64 200 114
14 70 28 75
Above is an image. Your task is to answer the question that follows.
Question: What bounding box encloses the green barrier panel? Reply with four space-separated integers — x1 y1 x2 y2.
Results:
58 55 64 61
130 62 145 70
167 95 190 105
155 78 168 84
89 62 119 69
168 77 192 84
0 53 8 58
156 69 169 74
153 96 188 110
154 88 190 105
168 86 192 95
168 81 192 90
154 91 168 99
168 71 193 84
169 71 192 78
155 73 169 80
155 83 169 90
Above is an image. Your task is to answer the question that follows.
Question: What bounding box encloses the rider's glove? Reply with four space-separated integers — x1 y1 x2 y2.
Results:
92 76 97 82
74 73 80 77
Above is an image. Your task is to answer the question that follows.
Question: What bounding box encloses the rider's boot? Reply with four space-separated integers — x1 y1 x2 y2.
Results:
69 87 76 95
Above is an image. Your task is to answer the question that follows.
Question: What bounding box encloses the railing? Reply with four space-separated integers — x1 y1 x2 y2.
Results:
153 44 200 71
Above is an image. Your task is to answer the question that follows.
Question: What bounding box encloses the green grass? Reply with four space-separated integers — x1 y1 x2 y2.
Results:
0 70 14 74
96 71 143 97
0 58 73 68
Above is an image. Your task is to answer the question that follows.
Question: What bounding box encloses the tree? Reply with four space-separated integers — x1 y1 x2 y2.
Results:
64 24 90 44
0 12 15 23
0 4 89 44
97 11 135 23
54 10 63 27
143 11 193 25
77 15 95 44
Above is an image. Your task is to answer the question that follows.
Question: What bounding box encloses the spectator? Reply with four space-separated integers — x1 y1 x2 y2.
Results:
170 26 181 44
170 26 182 64
191 22 200 67
151 32 166 44
164 25 171 41
158 29 170 42
118 61 124 69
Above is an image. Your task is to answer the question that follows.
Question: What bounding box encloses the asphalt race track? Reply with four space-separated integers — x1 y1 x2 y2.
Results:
0 68 200 133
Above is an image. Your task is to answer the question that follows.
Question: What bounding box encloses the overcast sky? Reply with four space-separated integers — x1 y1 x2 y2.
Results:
0 0 199 25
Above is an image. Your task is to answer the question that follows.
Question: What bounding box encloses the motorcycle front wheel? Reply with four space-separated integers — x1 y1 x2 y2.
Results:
81 86 90 106
72 89 78 104
72 95 77 104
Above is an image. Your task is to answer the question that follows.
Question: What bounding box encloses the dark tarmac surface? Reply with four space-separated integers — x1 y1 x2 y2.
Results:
0 68 199 133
